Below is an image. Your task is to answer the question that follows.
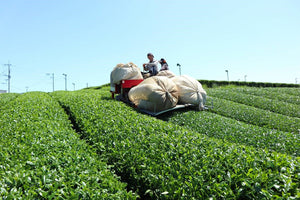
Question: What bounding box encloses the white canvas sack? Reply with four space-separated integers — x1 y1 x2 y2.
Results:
110 62 143 92
128 76 178 112
156 70 176 78
172 75 207 110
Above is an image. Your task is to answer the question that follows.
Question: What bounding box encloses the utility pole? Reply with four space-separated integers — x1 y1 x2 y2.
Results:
4 62 11 93
177 63 181 75
225 70 229 81
62 73 67 91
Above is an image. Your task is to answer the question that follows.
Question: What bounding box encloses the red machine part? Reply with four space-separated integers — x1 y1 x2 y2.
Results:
111 79 143 99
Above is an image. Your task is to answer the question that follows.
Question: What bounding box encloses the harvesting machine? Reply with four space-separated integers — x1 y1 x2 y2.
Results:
110 79 212 116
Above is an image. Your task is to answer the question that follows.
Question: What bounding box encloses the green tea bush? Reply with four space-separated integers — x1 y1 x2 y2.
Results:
165 110 299 156
198 80 300 88
52 90 300 199
0 93 19 110
209 97 300 133
0 92 136 199
215 87 300 106
208 89 300 118
265 87 300 96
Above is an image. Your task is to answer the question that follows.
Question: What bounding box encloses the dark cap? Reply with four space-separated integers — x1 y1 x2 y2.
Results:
159 58 166 63
147 53 154 57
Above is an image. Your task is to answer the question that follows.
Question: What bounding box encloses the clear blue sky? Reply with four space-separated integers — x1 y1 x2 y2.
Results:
1 0 299 93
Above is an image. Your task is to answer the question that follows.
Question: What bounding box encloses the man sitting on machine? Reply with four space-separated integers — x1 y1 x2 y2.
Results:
142 53 159 78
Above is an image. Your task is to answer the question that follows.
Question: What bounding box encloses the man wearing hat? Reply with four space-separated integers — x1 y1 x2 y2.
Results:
143 53 159 77
159 58 169 71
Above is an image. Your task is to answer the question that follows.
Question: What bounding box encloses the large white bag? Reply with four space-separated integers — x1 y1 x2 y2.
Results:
156 70 176 78
110 62 143 92
128 76 178 112
172 75 207 110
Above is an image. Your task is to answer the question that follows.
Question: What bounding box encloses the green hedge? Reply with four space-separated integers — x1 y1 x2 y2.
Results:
207 88 300 118
0 93 20 110
52 89 300 199
209 97 300 133
262 87 300 96
212 87 300 105
198 79 300 88
0 92 136 199
164 110 299 156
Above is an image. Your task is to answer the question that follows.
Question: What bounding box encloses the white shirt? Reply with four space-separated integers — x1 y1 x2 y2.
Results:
145 59 159 75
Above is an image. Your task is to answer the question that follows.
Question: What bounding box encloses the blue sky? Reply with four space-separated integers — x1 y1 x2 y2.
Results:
1 0 299 93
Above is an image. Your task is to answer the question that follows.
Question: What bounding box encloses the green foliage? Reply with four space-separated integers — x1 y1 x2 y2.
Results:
264 87 300 97
83 83 111 90
1 85 299 199
0 93 20 110
165 110 299 156
52 89 300 199
0 92 136 199
198 79 300 88
209 96 300 133
208 88 300 118
214 87 300 105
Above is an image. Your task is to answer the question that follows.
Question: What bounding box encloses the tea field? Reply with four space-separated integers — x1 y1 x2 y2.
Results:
0 85 299 199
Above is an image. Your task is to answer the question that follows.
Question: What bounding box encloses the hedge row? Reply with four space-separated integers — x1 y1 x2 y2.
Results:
198 79 300 88
208 96 300 133
0 93 20 110
52 89 299 199
163 110 299 157
0 92 136 199
207 88 300 118
262 87 300 97
213 87 300 105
